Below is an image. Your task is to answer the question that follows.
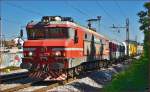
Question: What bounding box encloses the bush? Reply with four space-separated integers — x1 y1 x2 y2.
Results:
104 57 149 92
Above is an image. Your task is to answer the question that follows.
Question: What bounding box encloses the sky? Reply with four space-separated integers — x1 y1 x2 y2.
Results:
1 0 148 43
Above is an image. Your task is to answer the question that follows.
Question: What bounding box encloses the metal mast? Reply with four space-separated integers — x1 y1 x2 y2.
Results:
87 16 101 32
126 18 129 57
0 1 1 53
0 17 2 52
110 18 130 56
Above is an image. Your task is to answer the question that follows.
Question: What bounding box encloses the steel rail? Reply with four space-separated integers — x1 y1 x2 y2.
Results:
0 71 29 83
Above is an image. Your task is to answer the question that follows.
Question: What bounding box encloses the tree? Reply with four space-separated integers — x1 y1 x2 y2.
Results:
138 2 150 90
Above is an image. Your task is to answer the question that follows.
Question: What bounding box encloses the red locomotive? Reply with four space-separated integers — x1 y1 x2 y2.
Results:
21 16 116 80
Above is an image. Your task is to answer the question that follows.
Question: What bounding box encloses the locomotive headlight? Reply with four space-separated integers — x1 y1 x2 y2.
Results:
55 51 61 56
29 51 33 56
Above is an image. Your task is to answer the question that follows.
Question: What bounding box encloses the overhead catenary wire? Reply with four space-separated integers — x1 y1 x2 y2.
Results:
2 2 44 26
113 0 127 19
2 18 22 25
95 1 123 40
96 0 119 24
65 0 113 40
5 1 108 30
5 2 43 16
96 0 130 41
65 0 90 18
1 17 27 40
66 1 110 29
4 1 122 41
113 0 136 42
2 2 43 40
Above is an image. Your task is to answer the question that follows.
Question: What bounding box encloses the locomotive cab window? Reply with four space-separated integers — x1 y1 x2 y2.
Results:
27 27 69 40
74 29 78 43
85 33 87 39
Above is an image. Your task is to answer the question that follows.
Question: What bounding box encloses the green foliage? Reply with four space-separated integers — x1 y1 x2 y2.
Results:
104 57 149 92
144 2 150 9
138 2 150 32
103 2 150 92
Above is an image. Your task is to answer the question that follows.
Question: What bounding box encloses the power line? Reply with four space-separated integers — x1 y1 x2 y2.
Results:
2 18 22 25
5 2 43 16
2 2 42 39
65 0 90 17
110 18 130 56
96 1 118 24
1 18 26 40
113 0 127 19
96 0 129 38
65 1 111 32
113 0 137 42
95 0 123 38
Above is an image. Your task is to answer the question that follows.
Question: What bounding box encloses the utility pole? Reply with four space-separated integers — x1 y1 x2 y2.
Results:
97 16 101 32
126 18 129 57
110 18 130 57
0 17 2 52
87 16 101 32
0 17 2 64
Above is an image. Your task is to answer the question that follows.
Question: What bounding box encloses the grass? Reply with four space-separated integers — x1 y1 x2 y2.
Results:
103 56 149 92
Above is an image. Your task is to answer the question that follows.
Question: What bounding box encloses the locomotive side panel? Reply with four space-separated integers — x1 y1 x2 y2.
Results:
102 39 110 60
83 33 109 61
67 27 85 68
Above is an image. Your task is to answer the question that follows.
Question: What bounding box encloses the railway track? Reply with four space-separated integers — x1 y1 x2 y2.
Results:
0 57 138 92
0 71 29 83
33 58 135 92
33 77 76 92
1 80 40 92
0 71 35 92
1 79 73 92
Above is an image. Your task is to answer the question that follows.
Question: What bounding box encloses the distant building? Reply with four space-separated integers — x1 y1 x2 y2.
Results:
0 40 16 48
0 37 24 49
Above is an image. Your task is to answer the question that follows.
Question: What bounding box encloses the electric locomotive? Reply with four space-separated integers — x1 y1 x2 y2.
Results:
20 16 110 80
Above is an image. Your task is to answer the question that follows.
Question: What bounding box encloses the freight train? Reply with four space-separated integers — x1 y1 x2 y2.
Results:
20 16 143 80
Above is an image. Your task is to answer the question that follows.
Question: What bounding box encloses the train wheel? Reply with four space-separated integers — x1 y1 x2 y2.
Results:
97 61 101 69
99 61 103 69
74 66 80 76
68 68 74 78
66 69 69 81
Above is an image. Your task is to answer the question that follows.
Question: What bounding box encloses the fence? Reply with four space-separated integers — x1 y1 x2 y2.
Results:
0 52 23 68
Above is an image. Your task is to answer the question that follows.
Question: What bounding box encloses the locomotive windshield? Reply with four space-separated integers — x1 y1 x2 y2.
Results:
27 27 69 40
